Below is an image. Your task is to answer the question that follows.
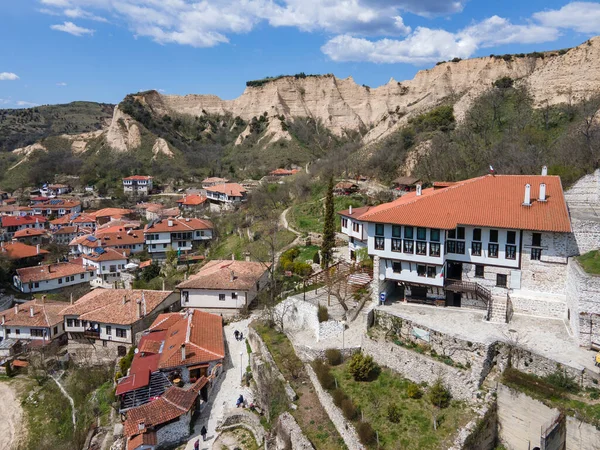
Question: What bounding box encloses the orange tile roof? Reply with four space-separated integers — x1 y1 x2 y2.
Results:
1 298 65 328
176 194 207 206
356 175 571 233
205 183 246 197
16 262 92 283
177 260 269 291
123 175 152 181
52 226 78 235
70 234 102 247
144 217 212 233
147 310 224 370
139 260 152 269
128 431 157 450
93 208 134 218
82 247 129 262
270 168 299 176
202 177 229 184
61 289 173 325
13 228 47 238
338 205 374 218
2 216 47 227
0 241 48 260
96 229 145 246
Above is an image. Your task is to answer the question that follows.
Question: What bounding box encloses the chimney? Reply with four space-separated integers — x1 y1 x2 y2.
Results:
70 293 74 305
416 184 422 196
539 183 547 202
137 421 145 432
349 205 353 215
122 295 127 305
523 184 531 206
1 315 5 325
168 219 174 227
48 265 52 273
181 344 186 361
30 306 34 318
14 305 18 314
541 165 548 176
231 253 235 261
137 300 142 319
230 270 235 282
245 252 250 262
162 279 165 291
36 244 40 255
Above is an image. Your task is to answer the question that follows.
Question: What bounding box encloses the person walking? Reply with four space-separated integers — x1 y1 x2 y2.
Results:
194 438 200 450
234 330 240 340
200 425 207 441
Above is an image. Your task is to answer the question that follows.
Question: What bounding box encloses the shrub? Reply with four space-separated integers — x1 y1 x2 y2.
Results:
313 360 335 390
493 76 514 89
451 57 462 63
357 421 376 445
590 391 599 400
325 348 343 366
545 368 580 393
387 404 402 423
312 251 320 265
341 398 358 420
347 352 378 381
332 389 347 407
318 304 329 323
293 261 312 277
406 382 423 399
428 379 451 409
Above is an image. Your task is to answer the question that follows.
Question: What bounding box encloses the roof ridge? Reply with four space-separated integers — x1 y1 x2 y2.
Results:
186 341 224 359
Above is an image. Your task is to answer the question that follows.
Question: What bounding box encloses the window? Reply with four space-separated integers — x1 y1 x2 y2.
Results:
116 328 127 338
448 229 456 239
106 326 112 336
232 292 238 300
70 276 75 281
5 329 9 336
219 294 226 301
53 326 58 335
488 243 499 258
472 242 482 256
353 222 360 233
391 238 402 252
427 266 436 278
80 274 85 280
404 227 413 239
473 228 482 241
374 237 385 250
429 243 441 257
417 227 426 240
74 319 80 327
341 218 348 228
430 229 440 242
457 227 465 240
375 224 384 236
34 282 39 288
446 240 456 254
182 291 189 303
475 265 484 278
152 244 156 249
392 225 402 238
15 329 20 336
163 244 167 249
416 241 427 255
505 245 517 260
490 229 498 243
417 265 426 277
456 242 465 254
531 248 542 260
496 274 507 287
532 233 542 247
403 240 414 254
507 231 516 245
392 262 402 273
58 278 63 284
67 319 73 327
31 329 44 337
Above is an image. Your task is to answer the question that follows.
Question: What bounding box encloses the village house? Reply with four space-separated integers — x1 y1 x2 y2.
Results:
0 241 48 266
50 212 97 231
1 215 47 240
144 217 213 260
123 377 208 450
93 208 135 226
205 183 247 204
29 198 82 217
333 181 359 196
340 169 575 321
40 183 71 197
51 226 85 246
1 297 66 343
269 168 299 177
177 259 270 314
201 177 229 189
391 176 421 194
96 228 145 254
14 262 94 293
12 228 49 246
176 194 208 214
61 289 179 359
82 248 129 286
123 176 153 196
115 309 224 412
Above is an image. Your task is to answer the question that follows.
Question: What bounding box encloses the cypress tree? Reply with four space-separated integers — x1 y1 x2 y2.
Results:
321 177 335 268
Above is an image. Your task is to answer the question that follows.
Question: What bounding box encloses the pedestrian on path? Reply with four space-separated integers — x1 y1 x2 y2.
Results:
194 439 200 450
236 394 244 408
201 425 207 441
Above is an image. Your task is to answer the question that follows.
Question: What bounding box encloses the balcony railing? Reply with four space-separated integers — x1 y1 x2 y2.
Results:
83 329 100 338
444 278 492 318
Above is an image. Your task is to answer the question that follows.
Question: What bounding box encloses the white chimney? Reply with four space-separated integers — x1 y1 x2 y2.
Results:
541 166 548 176
167 219 174 227
181 344 186 361
122 295 127 305
14 305 18 314
70 293 74 305
231 253 235 261
137 300 142 319
523 184 531 206
30 306 34 318
349 205 353 215
416 184 422 196
539 183 547 202
36 244 40 255
230 270 235 282
1 315 5 325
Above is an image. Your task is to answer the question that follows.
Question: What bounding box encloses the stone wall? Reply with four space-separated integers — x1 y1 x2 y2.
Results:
304 363 363 450
451 401 497 450
68 340 128 365
274 296 344 342
274 412 314 450
570 218 600 255
156 412 192 449
565 415 600 449
565 258 600 346
217 409 265 447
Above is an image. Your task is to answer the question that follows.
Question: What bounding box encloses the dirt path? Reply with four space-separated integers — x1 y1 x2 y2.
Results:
0 380 24 450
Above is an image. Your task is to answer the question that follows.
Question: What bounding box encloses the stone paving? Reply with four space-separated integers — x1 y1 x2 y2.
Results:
184 318 254 450
378 301 600 373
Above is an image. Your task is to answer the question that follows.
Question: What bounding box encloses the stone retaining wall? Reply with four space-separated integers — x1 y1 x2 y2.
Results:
274 412 314 450
304 363 363 450
565 258 600 346
275 297 344 341
217 409 265 446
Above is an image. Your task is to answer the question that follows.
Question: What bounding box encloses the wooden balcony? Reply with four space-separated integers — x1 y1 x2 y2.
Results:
83 329 100 338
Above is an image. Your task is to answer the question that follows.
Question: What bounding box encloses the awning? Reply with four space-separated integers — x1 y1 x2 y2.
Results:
125 263 139 270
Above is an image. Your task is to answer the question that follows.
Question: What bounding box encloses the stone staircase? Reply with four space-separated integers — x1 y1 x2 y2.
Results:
488 296 508 323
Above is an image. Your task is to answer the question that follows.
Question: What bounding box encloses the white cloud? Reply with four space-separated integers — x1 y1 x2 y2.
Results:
56 82 68 86
51 21 95 36
533 2 600 34
0 98 11 105
64 7 108 22
16 101 39 107
0 72 19 81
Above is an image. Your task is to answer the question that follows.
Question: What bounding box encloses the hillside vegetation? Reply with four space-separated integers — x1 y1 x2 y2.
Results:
0 101 113 152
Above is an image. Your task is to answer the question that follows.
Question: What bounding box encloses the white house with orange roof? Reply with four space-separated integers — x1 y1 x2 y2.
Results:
123 176 153 196
29 198 81 217
82 248 129 285
14 262 94 293
205 183 247 204
176 194 208 213
201 177 229 188
1 297 66 342
144 217 213 260
340 168 576 322
93 208 135 225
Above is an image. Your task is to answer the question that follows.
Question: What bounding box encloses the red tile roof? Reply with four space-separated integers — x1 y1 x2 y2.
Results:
176 194 207 206
270 168 299 176
13 228 47 238
123 175 153 181
144 217 212 233
2 216 47 227
82 247 129 262
128 431 157 450
115 330 166 395
96 229 145 246
177 260 269 291
1 298 65 328
93 208 134 219
0 241 48 260
16 262 92 283
355 175 571 233
202 177 229 184
205 183 246 197
52 226 78 235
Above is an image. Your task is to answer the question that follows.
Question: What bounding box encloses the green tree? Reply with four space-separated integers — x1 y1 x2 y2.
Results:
321 176 335 268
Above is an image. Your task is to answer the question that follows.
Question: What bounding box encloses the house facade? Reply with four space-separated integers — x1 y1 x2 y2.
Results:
30 199 81 217
1 298 66 342
1 216 47 240
177 260 270 314
144 217 213 259
205 183 247 204
340 172 575 321
123 176 153 196
14 262 94 293
82 248 129 285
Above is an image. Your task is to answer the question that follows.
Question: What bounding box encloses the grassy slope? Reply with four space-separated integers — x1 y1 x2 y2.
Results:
289 195 367 234
576 250 600 275
0 102 114 152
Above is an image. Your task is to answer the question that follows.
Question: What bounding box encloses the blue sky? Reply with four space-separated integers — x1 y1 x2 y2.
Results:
0 0 599 107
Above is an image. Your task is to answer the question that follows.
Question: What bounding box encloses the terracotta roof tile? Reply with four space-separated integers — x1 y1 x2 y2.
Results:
16 262 92 283
0 241 48 260
82 247 128 262
144 217 212 234
1 298 65 328
128 431 157 449
176 194 208 206
202 177 229 184
13 228 47 238
123 175 152 181
2 216 47 227
93 208 134 219
177 260 268 291
205 183 246 197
